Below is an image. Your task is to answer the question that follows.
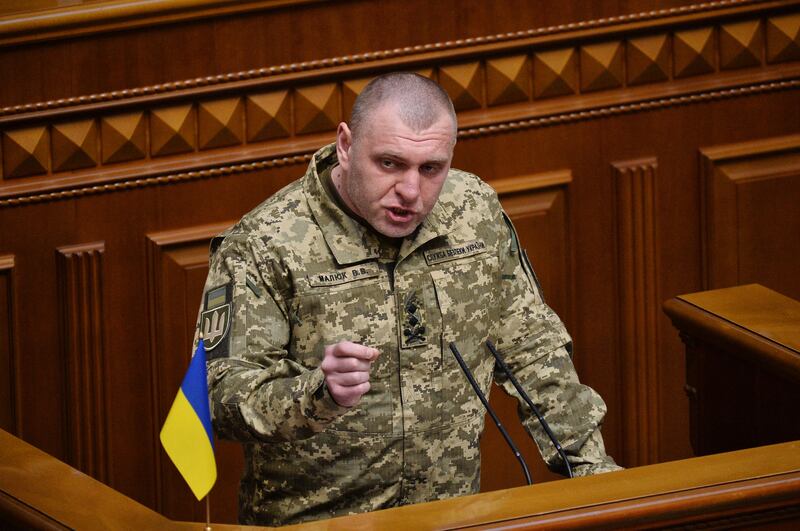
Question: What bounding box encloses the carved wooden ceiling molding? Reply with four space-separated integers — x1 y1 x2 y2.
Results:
0 1 798 206
0 153 314 208
458 78 800 139
0 0 326 47
2 1 770 50
0 0 777 117
1 77 797 209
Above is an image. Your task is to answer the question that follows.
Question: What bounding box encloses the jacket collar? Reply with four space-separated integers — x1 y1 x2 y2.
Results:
304 143 454 266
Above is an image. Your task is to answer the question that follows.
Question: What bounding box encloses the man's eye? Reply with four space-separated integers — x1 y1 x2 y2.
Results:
421 165 438 174
381 159 395 168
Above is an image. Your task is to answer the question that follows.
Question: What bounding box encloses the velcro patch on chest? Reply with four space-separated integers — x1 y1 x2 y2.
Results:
307 262 381 288
424 239 487 266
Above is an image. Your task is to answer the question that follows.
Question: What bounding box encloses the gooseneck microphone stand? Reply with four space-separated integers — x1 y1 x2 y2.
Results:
449 342 532 486
486 339 574 478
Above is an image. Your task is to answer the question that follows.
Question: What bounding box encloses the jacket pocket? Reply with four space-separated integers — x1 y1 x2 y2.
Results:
289 277 395 433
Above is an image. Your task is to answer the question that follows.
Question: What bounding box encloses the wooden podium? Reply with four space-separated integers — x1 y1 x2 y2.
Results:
2 428 800 530
5 284 800 529
664 284 800 456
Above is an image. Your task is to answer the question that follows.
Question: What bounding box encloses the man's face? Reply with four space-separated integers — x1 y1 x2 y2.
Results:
334 104 455 238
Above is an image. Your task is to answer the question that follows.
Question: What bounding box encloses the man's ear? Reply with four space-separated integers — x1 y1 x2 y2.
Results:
336 122 353 172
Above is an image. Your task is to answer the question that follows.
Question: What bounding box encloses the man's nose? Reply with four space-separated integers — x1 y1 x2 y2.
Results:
395 170 421 203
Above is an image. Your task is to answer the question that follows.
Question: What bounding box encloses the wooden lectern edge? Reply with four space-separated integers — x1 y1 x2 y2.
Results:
467 473 800 530
672 284 800 354
662 296 800 381
0 428 177 529
278 442 800 530
4 427 799 530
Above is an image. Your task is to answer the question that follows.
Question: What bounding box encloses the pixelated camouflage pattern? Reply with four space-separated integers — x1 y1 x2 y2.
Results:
198 143 621 526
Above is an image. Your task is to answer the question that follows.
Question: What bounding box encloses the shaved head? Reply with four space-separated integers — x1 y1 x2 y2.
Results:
334 72 457 238
348 72 457 143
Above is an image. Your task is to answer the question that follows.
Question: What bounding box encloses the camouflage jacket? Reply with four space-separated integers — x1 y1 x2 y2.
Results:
199 143 620 526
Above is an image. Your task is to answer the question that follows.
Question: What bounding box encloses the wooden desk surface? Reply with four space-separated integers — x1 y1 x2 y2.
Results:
3 428 800 530
678 283 800 353
664 283 800 382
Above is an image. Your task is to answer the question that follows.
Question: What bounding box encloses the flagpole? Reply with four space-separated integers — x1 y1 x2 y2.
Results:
204 328 211 530
205 494 211 531
201 331 212 531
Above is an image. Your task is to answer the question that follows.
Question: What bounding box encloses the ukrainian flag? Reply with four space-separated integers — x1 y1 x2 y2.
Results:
160 339 217 500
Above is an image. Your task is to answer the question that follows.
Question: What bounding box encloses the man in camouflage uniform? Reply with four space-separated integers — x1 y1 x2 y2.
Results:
198 72 620 526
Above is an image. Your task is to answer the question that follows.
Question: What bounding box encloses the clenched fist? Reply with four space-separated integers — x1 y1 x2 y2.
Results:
320 341 380 407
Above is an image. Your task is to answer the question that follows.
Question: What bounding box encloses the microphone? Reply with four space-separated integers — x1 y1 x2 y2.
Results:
486 339 574 478
449 342 532 486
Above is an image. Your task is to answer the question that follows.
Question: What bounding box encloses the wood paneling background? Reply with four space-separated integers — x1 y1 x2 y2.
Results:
0 0 799 524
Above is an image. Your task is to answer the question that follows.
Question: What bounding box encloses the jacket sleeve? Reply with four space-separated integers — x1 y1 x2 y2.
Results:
490 209 622 477
200 232 349 443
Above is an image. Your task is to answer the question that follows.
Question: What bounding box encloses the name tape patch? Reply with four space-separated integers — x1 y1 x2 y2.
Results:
424 240 487 266
307 263 381 288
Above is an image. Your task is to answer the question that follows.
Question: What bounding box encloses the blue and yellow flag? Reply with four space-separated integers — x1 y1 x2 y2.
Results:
159 339 217 500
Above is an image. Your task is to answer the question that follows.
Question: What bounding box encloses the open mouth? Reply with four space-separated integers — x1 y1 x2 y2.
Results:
387 207 413 222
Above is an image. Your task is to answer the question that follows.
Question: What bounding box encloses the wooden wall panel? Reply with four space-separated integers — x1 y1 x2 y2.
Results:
612 159 661 467
0 254 18 435
0 0 798 525
55 241 108 482
701 134 800 299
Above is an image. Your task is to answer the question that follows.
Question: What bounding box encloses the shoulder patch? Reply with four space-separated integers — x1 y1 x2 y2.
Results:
202 283 232 358
424 240 486 266
522 249 546 304
502 212 546 303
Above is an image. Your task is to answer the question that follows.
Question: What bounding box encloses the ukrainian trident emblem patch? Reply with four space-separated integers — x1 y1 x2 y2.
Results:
202 284 231 354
